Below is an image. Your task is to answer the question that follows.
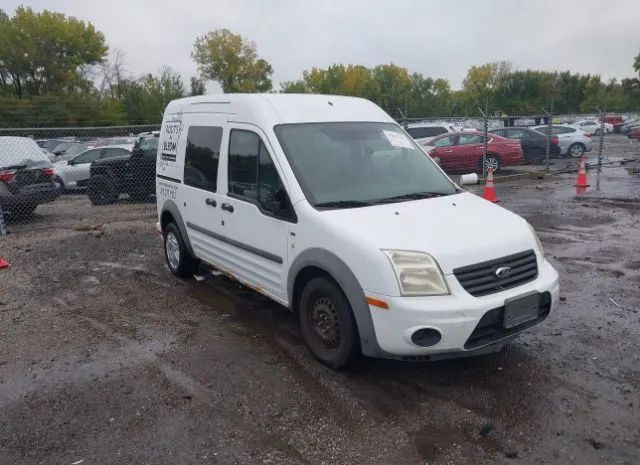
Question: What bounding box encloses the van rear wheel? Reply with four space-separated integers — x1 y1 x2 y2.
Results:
163 222 199 278
299 277 359 369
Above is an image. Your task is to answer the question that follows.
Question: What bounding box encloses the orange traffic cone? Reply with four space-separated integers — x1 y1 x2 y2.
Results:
482 168 499 203
574 157 589 188
0 257 9 269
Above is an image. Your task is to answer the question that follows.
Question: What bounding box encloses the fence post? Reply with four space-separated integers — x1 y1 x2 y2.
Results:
0 206 7 236
596 107 605 173
541 107 553 172
478 107 488 178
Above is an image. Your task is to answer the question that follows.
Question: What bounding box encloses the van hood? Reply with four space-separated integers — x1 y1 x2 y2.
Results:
316 192 537 274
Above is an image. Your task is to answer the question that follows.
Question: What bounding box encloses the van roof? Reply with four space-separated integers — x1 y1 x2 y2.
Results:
163 93 394 126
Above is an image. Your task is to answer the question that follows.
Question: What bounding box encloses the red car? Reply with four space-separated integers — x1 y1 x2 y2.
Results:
421 131 524 174
628 128 640 140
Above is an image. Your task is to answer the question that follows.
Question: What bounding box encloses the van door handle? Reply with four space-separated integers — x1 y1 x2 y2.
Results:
221 203 234 213
205 198 217 207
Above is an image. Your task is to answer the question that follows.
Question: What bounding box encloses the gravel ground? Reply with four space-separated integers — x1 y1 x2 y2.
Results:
1 135 639 465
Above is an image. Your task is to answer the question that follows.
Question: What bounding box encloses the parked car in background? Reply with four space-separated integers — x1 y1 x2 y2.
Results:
86 132 158 205
628 128 640 140
0 136 59 216
569 120 608 136
406 122 458 144
36 138 77 151
48 142 89 162
532 125 593 158
489 127 559 164
53 145 132 191
620 118 640 134
94 137 135 147
421 131 523 174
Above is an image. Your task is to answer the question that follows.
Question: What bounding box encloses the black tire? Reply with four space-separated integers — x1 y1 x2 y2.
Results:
299 277 360 369
567 143 586 158
163 222 199 278
525 148 546 165
478 153 502 175
129 190 151 202
12 204 37 218
595 129 602 137
87 175 119 205
53 176 65 193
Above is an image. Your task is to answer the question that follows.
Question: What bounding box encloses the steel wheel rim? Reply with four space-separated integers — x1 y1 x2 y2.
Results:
165 232 180 270
570 145 583 157
310 296 341 349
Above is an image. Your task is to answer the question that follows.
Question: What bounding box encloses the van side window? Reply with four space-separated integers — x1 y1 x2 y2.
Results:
228 130 292 219
183 126 222 192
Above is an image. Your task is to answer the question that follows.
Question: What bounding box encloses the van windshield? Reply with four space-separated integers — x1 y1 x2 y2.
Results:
274 122 456 208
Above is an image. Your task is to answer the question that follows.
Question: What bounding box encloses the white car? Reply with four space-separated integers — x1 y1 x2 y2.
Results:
54 145 131 191
569 120 610 136
155 94 559 369
532 125 593 158
405 122 458 144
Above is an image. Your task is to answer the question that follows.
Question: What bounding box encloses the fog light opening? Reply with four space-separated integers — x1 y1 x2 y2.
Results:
411 328 442 347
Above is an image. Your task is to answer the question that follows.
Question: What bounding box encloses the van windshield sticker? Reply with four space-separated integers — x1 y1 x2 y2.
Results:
382 130 413 149
162 116 183 162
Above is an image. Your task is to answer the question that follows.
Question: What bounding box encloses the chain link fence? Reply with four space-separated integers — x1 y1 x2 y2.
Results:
1 111 639 234
399 110 640 179
0 125 160 232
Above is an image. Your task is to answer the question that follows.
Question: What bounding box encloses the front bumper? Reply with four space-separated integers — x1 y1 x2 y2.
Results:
365 256 559 358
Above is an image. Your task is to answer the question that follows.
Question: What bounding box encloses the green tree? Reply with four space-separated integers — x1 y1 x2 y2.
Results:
0 6 107 97
462 61 512 112
190 76 206 96
121 66 185 123
191 29 273 92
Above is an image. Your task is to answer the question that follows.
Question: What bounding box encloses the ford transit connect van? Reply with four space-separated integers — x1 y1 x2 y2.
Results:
156 94 559 368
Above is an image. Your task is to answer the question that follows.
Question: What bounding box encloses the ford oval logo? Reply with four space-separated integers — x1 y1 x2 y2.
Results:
495 266 512 279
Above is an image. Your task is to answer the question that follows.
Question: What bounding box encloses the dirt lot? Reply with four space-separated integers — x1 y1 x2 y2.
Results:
1 135 639 465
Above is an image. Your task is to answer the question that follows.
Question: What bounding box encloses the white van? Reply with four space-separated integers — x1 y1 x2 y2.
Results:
156 94 559 368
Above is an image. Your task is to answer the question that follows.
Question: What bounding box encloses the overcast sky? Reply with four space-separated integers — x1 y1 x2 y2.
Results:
5 0 640 91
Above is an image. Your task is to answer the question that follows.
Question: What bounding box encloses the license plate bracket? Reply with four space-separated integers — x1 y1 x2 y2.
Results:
503 292 541 329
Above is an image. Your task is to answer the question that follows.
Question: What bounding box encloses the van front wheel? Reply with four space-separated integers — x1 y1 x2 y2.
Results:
163 222 199 278
299 277 360 369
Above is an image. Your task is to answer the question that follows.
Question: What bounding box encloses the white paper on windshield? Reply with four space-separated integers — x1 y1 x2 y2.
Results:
382 130 413 149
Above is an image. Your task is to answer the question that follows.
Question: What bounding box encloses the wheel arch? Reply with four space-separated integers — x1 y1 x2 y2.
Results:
160 199 195 257
288 248 386 357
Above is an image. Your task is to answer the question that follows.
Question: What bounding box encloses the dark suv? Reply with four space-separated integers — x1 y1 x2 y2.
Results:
87 132 158 205
1 136 59 216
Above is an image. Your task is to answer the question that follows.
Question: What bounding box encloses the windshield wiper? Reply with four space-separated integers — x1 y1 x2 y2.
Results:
372 191 454 204
314 200 373 209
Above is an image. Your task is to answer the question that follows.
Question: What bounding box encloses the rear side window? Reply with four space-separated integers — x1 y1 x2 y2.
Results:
183 126 222 192
458 134 484 145
103 148 130 159
407 126 448 139
72 149 102 164
433 136 456 147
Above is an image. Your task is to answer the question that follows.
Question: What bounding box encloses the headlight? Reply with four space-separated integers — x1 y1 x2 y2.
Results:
383 250 449 296
527 223 544 255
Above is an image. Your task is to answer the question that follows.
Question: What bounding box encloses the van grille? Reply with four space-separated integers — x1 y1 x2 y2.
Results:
453 250 538 297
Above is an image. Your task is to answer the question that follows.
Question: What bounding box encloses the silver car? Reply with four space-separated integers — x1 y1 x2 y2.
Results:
532 125 593 158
